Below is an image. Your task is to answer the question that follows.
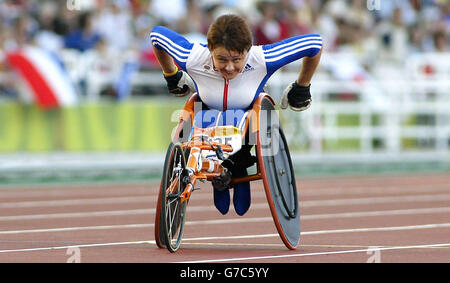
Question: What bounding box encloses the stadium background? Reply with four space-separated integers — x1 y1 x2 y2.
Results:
0 0 449 184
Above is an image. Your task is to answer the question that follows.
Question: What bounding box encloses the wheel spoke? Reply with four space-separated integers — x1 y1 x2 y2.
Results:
168 201 178 238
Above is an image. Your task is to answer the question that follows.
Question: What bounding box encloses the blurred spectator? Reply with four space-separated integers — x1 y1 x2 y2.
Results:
377 7 409 62
10 13 38 48
0 0 449 100
0 26 17 99
176 0 207 43
409 23 426 53
150 0 187 28
313 1 339 51
133 1 159 69
433 28 449 52
280 1 313 37
94 1 134 51
64 11 102 52
80 38 122 98
254 0 289 45
33 1 63 53
1 0 447 59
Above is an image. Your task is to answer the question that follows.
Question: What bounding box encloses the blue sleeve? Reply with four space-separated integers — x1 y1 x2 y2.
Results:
263 34 322 75
149 26 194 71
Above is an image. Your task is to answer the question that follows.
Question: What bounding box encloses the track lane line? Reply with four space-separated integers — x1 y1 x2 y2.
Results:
2 222 450 236
177 243 450 263
1 193 450 209
1 206 449 221
1 182 449 200
0 223 449 253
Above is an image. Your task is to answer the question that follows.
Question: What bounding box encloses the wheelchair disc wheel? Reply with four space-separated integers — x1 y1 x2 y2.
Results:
156 142 188 252
256 96 300 250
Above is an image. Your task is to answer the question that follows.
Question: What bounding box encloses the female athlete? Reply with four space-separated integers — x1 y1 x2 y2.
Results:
150 14 322 216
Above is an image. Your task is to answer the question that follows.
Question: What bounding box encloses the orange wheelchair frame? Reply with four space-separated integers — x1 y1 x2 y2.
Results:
155 92 300 252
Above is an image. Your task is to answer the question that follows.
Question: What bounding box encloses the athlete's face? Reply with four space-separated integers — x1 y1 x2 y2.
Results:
211 46 248 80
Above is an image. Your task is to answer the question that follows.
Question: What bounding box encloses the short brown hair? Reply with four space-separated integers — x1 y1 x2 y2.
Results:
207 14 252 53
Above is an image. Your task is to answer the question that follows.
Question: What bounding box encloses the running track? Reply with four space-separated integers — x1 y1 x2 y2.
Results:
0 172 449 263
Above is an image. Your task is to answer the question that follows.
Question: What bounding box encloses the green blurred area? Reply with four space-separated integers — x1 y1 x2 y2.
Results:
0 99 185 152
1 100 449 186
0 101 438 153
322 114 361 151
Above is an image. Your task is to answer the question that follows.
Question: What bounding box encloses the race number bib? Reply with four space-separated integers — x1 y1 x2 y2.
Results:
209 126 242 155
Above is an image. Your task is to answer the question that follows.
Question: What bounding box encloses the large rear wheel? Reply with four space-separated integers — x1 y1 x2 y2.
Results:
256 96 300 250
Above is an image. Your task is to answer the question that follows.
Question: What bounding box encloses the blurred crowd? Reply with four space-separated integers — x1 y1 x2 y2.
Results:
0 0 449 99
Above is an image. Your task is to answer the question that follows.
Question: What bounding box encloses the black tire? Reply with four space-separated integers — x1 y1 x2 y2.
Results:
159 143 188 252
154 142 176 248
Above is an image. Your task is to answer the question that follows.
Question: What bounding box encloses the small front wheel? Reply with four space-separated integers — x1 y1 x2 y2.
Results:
159 143 188 252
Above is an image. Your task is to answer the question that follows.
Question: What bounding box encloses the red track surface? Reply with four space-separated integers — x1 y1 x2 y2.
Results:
0 172 449 263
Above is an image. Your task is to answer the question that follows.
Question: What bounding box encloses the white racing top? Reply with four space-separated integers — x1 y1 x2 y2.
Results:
150 26 322 111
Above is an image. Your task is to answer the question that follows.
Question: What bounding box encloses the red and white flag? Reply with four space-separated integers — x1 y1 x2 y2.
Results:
7 47 78 109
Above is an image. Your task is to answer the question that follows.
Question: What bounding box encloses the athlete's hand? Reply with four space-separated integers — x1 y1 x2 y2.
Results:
280 82 312 111
164 70 196 97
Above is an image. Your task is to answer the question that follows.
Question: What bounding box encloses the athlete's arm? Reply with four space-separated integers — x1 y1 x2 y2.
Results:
262 33 322 111
153 47 178 76
296 48 322 87
262 33 322 76
150 26 196 96
280 48 321 111
149 26 193 72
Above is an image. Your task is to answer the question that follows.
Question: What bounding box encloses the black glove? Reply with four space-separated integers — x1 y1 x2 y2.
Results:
280 82 312 111
164 70 195 97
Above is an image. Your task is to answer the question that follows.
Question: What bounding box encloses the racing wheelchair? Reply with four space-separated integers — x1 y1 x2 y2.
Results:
154 92 300 252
